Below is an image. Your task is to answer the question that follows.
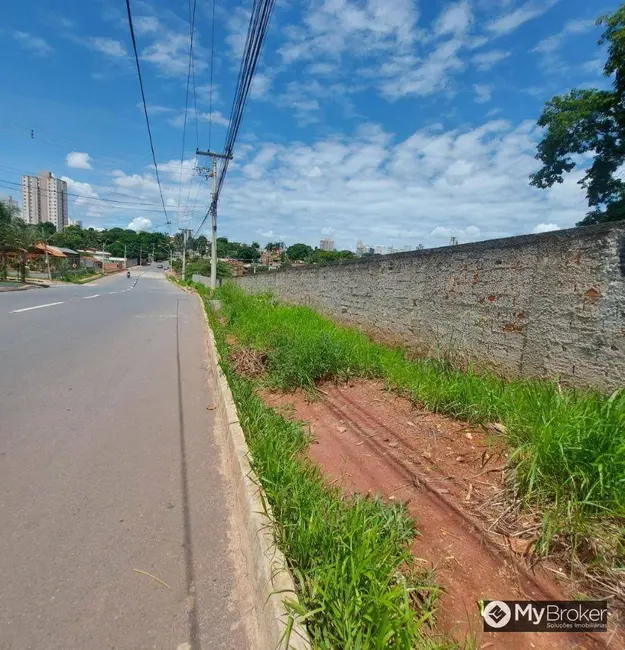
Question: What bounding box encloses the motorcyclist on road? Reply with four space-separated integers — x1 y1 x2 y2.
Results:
126 270 131 278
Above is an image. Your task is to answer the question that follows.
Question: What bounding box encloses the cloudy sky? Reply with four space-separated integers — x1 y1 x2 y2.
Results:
0 0 616 249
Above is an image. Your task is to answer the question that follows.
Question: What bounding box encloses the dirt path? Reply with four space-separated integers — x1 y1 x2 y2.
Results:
263 380 616 650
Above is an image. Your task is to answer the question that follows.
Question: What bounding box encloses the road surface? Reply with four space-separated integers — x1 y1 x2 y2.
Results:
0 268 250 649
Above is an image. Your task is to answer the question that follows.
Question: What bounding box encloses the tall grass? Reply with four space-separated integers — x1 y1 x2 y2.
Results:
206 295 456 649
215 283 625 525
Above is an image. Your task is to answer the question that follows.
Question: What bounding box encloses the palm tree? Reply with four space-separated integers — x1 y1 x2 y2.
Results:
10 218 39 283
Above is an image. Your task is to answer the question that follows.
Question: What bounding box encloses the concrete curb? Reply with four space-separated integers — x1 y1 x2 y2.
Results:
196 293 311 650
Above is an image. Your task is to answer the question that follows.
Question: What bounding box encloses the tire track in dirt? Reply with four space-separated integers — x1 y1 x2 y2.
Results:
263 381 616 650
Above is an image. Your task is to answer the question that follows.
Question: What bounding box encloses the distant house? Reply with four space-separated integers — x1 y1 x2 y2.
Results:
260 248 282 269
221 258 247 277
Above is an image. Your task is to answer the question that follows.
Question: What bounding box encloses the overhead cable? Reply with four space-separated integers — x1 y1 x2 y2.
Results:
125 0 171 225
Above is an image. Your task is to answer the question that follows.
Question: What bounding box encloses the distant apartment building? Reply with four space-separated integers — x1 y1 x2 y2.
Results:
21 171 68 232
320 237 334 252
2 195 19 213
356 239 367 256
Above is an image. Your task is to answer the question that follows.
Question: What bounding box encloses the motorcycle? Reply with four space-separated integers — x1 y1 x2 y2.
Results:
126 271 131 278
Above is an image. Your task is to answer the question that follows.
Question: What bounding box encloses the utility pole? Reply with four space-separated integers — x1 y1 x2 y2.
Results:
181 228 188 280
196 149 233 291
152 242 155 264
124 243 127 269
139 245 142 267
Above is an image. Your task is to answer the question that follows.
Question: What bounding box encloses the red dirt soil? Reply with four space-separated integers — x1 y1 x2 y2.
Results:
262 380 619 650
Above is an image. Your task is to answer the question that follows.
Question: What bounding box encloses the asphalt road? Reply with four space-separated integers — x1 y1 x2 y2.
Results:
0 268 250 650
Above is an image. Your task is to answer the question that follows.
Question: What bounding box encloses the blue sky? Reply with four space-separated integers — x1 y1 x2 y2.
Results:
0 0 618 250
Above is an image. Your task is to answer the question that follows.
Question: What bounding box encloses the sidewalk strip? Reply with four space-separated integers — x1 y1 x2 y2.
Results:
10 302 64 313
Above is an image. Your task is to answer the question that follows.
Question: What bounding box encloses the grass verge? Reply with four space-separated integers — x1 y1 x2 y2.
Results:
211 283 625 592
199 283 458 649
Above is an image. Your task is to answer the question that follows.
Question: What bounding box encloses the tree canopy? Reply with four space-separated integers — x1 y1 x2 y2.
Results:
286 243 313 260
50 225 171 260
531 5 625 225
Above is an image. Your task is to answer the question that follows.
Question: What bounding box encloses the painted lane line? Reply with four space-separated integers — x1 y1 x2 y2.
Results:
10 301 64 313
83 294 100 299
108 291 118 295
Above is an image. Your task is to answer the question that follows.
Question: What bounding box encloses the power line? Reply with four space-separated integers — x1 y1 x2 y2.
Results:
177 0 199 226
194 0 276 237
208 0 217 151
0 178 168 209
125 0 171 226
0 163 176 205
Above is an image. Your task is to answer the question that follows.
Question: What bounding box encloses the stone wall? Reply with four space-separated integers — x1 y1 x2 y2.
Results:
235 223 625 392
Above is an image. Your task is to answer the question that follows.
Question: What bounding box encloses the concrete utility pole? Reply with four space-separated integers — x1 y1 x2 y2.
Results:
196 149 233 291
124 243 127 270
181 228 188 280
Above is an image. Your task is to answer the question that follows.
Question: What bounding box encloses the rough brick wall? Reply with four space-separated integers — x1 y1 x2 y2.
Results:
235 223 625 392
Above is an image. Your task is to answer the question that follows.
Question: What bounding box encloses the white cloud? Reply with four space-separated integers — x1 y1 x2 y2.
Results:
127 217 153 231
278 0 419 64
170 108 229 128
65 119 589 249
60 177 99 208
251 72 272 99
139 23 207 77
435 1 472 36
430 225 481 241
134 16 160 34
380 38 465 98
533 223 560 233
138 103 175 115
143 118 584 250
472 49 510 71
13 31 53 57
474 84 492 103
487 0 559 36
65 152 93 170
532 18 596 54
88 37 127 58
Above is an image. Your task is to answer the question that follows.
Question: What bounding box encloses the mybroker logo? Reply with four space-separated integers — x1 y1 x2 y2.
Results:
481 600 608 633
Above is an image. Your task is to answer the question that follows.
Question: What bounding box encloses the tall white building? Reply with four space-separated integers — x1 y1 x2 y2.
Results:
320 237 334 252
21 171 68 232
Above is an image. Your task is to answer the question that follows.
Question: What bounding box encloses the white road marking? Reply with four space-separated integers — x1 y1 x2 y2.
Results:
10 301 64 313
108 291 118 295
83 294 100 299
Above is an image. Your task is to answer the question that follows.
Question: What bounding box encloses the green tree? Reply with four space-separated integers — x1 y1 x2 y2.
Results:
10 219 39 282
530 6 625 225
196 235 208 257
38 222 57 239
286 243 313 260
0 200 18 280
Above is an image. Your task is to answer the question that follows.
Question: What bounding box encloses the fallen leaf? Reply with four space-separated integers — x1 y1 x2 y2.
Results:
508 536 535 555
422 451 433 460
337 426 347 434
488 422 508 435
388 441 399 448
407 421 416 427
206 406 216 411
